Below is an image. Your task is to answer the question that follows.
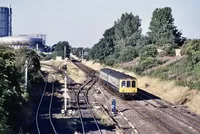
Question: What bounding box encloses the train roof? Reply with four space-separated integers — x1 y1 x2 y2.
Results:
100 68 136 79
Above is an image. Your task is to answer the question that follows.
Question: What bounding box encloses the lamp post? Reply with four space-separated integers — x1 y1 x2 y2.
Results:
64 64 67 115
25 60 28 90
81 48 83 62
36 44 39 55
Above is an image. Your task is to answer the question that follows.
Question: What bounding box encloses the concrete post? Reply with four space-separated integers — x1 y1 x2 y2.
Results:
64 70 67 115
25 60 28 90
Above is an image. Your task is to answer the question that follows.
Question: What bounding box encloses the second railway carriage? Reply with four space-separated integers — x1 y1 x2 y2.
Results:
99 68 137 99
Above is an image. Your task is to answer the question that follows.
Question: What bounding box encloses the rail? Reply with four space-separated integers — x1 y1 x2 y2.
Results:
36 81 47 134
136 91 200 133
36 69 57 134
75 78 102 134
71 60 102 134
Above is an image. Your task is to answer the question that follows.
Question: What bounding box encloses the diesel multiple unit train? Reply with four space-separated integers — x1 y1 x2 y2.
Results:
99 68 137 99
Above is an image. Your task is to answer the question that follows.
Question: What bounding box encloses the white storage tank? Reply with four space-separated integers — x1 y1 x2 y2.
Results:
0 36 33 49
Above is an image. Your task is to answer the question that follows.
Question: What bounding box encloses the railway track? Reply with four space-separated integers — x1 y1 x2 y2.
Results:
72 59 200 134
71 60 103 133
75 78 102 134
36 74 57 134
100 85 200 133
72 60 130 134
136 91 200 133
95 85 139 134
71 60 96 77
124 100 188 134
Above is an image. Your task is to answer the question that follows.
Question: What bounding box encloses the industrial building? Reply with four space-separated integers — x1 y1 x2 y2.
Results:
0 5 51 52
0 34 47 52
0 5 12 37
19 34 47 51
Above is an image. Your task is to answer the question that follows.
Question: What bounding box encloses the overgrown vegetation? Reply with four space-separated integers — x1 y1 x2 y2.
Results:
149 56 200 89
85 7 200 90
40 53 55 61
71 47 90 60
0 45 44 133
52 41 71 59
87 7 183 67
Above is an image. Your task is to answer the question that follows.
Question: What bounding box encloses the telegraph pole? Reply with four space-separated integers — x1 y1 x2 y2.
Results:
36 44 39 55
64 64 67 115
64 46 66 60
64 70 67 115
81 48 84 62
25 60 28 90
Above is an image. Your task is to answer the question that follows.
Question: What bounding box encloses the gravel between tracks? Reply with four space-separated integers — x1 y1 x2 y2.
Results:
93 82 200 134
41 60 118 134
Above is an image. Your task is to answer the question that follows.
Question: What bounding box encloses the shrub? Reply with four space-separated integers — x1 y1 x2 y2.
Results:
139 44 158 61
104 55 116 66
163 44 175 56
158 51 167 57
149 57 200 90
44 54 53 60
118 46 138 62
180 39 200 64
134 57 161 74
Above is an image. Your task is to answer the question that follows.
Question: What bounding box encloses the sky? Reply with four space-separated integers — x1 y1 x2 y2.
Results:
1 0 200 47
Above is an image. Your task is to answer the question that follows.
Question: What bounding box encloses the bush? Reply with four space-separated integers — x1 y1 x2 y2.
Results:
118 46 138 62
158 51 167 57
43 54 53 60
134 57 161 74
180 39 200 64
139 44 158 61
117 46 138 62
149 56 200 90
104 55 116 66
180 39 192 55
163 44 175 56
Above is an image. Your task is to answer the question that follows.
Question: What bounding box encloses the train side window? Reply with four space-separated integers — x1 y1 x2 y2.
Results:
127 81 130 87
121 81 126 87
132 81 136 87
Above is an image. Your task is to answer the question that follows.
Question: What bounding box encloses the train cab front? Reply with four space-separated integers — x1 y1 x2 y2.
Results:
119 79 137 99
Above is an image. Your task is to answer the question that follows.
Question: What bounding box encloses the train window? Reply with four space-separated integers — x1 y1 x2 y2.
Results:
121 81 126 87
127 81 130 87
132 81 136 87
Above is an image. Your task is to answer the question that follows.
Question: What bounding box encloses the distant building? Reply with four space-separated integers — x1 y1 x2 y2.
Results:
0 5 51 52
19 34 46 51
0 5 12 37
0 34 48 52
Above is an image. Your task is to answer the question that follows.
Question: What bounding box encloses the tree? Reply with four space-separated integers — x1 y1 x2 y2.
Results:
88 12 142 64
135 35 151 51
114 12 141 46
0 45 25 133
89 26 115 63
148 7 184 46
53 41 71 59
89 38 115 63
0 45 45 133
118 46 138 62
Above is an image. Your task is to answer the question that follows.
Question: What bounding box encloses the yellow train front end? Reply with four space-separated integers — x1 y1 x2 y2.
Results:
119 79 137 99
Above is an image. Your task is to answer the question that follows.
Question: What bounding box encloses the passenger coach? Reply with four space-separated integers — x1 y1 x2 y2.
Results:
99 68 137 99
